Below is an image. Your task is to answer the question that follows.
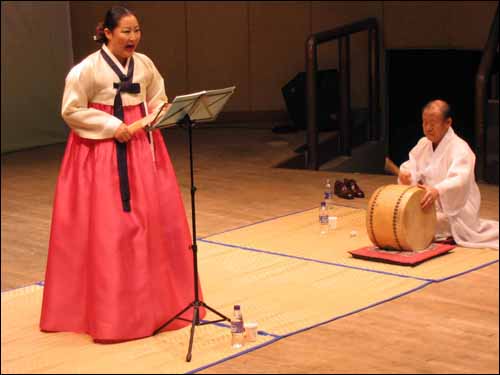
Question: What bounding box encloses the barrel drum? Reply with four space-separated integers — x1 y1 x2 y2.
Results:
366 184 437 251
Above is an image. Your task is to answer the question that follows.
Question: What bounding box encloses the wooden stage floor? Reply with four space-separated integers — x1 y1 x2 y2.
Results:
2 124 499 373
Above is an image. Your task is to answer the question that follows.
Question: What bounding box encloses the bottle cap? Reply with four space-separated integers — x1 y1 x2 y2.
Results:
321 201 326 207
234 304 241 310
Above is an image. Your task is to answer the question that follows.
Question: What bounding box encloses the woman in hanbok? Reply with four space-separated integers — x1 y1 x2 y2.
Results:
40 6 205 342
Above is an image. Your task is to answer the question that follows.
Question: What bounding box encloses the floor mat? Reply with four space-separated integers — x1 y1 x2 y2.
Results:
203 206 499 281
2 242 428 373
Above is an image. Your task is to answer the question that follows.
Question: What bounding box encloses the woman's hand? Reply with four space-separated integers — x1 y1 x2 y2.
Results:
160 103 171 117
114 123 132 143
117 104 172 140
149 103 171 126
128 112 157 135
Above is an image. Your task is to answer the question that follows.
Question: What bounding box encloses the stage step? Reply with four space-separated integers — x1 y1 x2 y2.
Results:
274 131 341 170
485 99 499 185
319 140 386 174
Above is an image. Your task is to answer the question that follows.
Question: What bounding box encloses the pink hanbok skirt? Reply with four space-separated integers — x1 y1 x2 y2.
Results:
40 103 205 342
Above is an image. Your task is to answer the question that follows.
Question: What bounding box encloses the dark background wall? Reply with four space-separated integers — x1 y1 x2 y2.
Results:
2 1 73 153
387 49 483 165
2 1 497 153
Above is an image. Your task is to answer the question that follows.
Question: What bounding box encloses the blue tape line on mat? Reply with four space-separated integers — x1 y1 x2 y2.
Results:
200 203 364 240
199 206 318 240
199 204 498 283
255 331 281 338
187 281 433 374
434 259 499 282
1 280 44 294
200 320 282 339
186 335 284 374
200 239 435 282
276 281 433 340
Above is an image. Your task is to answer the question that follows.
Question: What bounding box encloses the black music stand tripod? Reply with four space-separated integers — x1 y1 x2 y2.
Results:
150 88 235 362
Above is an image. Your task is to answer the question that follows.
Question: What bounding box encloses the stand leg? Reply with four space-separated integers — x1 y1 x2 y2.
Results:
153 302 193 335
153 115 230 362
201 302 230 320
185 303 199 362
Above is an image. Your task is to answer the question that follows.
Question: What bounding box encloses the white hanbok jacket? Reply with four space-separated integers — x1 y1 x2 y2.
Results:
61 44 168 140
399 127 499 250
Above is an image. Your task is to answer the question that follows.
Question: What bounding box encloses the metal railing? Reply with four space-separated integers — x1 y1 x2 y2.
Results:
305 18 380 170
475 4 498 181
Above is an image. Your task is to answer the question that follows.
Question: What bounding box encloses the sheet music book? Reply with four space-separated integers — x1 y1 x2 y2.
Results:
149 86 236 129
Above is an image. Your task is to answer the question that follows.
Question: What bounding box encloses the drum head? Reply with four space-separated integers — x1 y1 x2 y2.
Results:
400 188 437 251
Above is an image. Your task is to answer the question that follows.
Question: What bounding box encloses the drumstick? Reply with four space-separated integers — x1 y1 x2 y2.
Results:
384 157 400 176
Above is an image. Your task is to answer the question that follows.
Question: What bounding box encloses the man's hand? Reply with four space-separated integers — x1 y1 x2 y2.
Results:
399 170 412 185
418 184 439 209
114 123 132 143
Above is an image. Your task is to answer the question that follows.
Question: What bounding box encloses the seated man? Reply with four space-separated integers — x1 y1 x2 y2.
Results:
398 99 498 250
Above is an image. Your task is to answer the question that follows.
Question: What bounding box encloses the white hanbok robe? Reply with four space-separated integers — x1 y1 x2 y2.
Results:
61 43 167 141
399 127 499 250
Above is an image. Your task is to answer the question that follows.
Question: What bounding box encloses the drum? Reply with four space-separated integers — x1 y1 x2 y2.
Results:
366 184 437 251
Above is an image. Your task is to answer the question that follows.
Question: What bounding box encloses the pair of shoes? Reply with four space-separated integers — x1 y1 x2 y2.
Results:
334 179 365 200
334 180 354 199
343 178 365 198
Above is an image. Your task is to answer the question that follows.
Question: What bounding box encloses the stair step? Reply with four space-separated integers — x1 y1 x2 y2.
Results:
485 97 498 185
319 156 351 170
485 160 499 185
319 141 386 174
491 73 498 99
487 120 499 156
487 99 499 128
274 108 380 172
274 131 340 169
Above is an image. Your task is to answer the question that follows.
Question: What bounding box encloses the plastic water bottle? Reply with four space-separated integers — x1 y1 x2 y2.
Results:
319 201 329 235
230 305 245 348
324 179 334 211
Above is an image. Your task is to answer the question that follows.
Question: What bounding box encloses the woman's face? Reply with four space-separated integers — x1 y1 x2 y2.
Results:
105 14 141 63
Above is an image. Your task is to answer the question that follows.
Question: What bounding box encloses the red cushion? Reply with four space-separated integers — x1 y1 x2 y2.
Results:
349 243 455 266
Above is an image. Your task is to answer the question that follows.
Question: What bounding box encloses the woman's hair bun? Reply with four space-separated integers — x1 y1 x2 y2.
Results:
94 21 107 44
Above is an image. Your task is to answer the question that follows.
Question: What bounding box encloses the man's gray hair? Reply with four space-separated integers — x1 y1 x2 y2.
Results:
422 100 453 120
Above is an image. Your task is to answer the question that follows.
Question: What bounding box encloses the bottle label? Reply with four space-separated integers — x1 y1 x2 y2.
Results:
324 192 332 200
231 320 244 333
319 214 328 225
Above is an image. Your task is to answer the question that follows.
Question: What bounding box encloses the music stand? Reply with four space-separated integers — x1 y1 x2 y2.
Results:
148 86 236 362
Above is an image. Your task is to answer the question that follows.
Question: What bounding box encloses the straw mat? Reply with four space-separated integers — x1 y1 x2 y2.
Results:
2 241 428 374
203 206 499 281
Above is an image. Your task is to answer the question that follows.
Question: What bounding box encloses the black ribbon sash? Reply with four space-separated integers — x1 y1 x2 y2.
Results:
100 49 140 212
